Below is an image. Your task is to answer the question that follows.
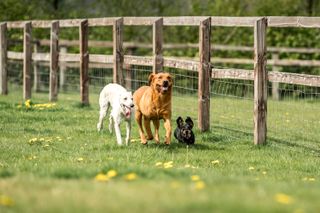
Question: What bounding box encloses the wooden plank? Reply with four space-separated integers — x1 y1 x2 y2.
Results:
153 18 163 73
163 57 198 71
268 16 320 28
211 16 257 27
253 17 268 145
198 17 211 132
90 54 113 63
0 23 7 95
163 16 208 26
211 68 253 80
124 55 153 66
268 71 320 87
33 43 40 92
7 51 24 60
59 53 79 62
124 17 159 25
113 18 124 85
80 19 89 105
23 22 32 100
49 21 59 102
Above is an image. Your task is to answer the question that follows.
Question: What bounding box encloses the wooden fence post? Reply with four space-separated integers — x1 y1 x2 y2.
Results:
254 17 268 145
198 17 211 132
0 23 7 95
59 46 67 91
33 42 41 92
23 22 32 100
49 21 59 102
272 53 280 100
80 19 89 105
153 18 163 73
113 18 124 85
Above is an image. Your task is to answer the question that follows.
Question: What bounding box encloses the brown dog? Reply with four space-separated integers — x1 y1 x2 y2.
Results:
133 72 173 145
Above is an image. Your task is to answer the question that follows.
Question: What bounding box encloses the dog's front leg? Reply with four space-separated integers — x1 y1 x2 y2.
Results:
113 118 122 145
125 120 131 146
164 117 172 145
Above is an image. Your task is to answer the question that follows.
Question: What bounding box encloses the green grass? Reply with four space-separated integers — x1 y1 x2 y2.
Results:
0 88 319 213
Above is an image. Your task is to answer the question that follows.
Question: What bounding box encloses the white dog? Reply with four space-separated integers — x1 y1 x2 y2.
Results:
97 83 134 145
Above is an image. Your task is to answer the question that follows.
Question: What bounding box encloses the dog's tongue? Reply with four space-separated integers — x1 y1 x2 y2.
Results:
125 107 131 118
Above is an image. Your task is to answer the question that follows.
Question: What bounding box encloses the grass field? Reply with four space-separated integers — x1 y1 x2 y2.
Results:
0 88 319 213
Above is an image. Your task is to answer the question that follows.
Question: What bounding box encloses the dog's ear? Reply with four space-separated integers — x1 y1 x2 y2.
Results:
176 116 184 128
148 73 155 85
185 117 194 129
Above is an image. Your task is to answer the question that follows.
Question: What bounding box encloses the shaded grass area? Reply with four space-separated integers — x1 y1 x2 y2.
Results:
0 89 319 213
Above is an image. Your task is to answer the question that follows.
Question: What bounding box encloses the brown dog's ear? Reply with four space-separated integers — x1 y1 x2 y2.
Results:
148 73 155 85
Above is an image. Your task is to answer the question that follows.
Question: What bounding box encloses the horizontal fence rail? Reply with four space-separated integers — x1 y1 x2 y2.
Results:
5 16 320 28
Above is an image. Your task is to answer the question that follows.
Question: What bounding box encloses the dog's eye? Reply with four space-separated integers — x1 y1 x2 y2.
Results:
124 97 127 100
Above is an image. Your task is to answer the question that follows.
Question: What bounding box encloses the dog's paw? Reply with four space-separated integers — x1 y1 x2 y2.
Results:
97 123 102 131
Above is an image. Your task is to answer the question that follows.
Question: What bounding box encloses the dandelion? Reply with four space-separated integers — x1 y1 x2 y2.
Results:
0 195 14 207
195 181 206 190
155 162 163 167
124 172 137 181
77 157 84 162
130 138 140 143
248 166 255 171
43 144 50 148
191 175 201 181
107 170 117 178
308 178 315 181
262 171 267 175
211 160 220 165
184 164 191 168
95 173 110 182
163 161 173 169
274 193 294 205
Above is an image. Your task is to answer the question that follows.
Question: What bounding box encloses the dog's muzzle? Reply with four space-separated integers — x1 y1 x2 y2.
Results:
122 104 134 118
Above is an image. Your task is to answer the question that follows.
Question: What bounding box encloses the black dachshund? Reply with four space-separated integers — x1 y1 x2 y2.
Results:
174 116 195 145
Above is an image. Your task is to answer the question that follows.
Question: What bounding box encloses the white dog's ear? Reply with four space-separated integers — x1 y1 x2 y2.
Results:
148 73 155 85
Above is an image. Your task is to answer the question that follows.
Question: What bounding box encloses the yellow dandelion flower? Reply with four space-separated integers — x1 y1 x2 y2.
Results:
155 162 163 167
95 173 110 182
286 120 290 123
191 175 201 181
0 195 14 207
124 173 137 181
308 178 315 181
107 170 117 178
262 171 267 175
77 157 84 162
184 164 191 168
248 166 255 171
195 181 205 190
43 144 50 148
211 160 220 165
164 164 173 169
274 193 294 205
130 138 140 143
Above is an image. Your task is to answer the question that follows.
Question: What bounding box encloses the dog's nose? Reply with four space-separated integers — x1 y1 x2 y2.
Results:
163 80 169 87
130 104 134 108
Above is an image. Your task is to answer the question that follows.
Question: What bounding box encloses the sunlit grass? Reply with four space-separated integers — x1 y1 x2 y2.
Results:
0 88 319 213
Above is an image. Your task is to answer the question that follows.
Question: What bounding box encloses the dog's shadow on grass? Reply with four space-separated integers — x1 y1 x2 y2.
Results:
144 141 211 151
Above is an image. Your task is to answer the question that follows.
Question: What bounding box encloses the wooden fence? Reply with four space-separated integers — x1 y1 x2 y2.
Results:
1 16 320 145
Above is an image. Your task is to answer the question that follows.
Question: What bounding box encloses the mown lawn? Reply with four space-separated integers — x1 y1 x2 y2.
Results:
0 88 319 213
